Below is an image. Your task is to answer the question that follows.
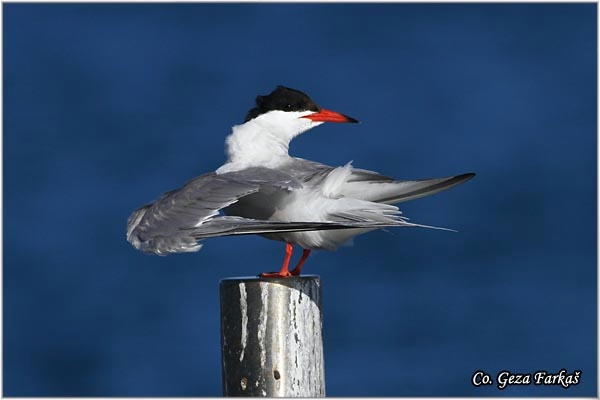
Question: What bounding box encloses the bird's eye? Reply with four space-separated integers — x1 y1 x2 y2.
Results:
285 104 293 109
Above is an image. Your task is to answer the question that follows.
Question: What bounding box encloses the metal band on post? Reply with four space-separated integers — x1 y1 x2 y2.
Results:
220 275 325 397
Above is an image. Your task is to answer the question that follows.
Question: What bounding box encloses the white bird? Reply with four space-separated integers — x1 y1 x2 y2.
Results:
127 86 475 277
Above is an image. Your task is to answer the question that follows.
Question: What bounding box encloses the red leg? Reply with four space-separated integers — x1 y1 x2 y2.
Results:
290 249 311 276
260 242 294 278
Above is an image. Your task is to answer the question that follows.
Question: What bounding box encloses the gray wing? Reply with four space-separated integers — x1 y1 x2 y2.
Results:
344 171 476 204
287 158 475 204
126 169 410 255
127 171 261 255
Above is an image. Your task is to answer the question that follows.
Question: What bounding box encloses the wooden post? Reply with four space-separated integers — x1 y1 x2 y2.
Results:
220 275 325 397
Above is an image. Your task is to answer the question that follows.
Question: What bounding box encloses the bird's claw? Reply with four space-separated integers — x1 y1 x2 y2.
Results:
259 271 292 278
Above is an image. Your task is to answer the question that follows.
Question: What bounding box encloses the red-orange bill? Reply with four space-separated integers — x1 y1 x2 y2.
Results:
302 108 359 123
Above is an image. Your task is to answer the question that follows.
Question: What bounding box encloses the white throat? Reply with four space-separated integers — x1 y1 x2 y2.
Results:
216 111 322 174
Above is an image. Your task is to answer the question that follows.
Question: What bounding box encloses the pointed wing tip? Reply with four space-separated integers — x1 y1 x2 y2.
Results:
447 172 476 187
456 172 476 181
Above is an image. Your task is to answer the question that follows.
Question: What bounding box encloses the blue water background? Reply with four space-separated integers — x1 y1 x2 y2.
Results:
4 3 596 396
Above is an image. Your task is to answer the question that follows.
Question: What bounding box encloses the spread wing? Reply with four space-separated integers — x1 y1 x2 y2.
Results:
126 169 410 255
343 170 476 204
285 158 476 204
127 171 259 255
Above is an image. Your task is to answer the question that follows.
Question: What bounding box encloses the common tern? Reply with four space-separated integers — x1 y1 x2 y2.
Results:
127 86 475 277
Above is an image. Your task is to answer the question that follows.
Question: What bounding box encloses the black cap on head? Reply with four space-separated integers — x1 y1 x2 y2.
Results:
244 86 320 122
